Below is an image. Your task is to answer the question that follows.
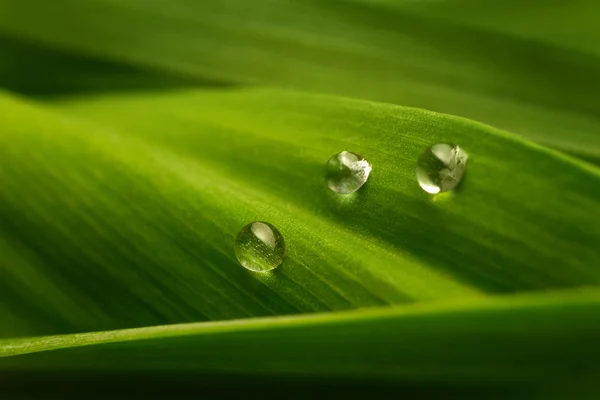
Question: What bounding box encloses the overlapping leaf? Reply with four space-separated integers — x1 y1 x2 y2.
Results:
2 287 600 395
0 0 599 160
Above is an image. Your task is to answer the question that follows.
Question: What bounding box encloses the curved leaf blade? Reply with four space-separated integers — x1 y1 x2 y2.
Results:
1 87 599 338
0 0 599 159
2 287 600 387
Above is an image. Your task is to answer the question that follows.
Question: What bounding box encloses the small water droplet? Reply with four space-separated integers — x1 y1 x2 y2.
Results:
325 151 372 194
234 221 285 272
416 143 468 194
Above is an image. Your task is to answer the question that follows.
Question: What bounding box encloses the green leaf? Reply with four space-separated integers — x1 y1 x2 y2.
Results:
0 35 207 96
1 0 599 160
2 1 599 396
2 286 600 389
354 0 600 58
1 87 600 339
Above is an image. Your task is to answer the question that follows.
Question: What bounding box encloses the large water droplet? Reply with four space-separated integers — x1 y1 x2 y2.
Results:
325 151 372 194
234 221 285 272
416 143 468 194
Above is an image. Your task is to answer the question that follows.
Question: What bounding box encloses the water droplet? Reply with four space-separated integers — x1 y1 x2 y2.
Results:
325 151 372 194
416 143 468 194
234 221 285 272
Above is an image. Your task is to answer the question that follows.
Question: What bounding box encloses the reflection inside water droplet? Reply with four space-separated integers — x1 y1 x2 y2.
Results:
416 143 468 194
234 221 285 272
325 151 372 195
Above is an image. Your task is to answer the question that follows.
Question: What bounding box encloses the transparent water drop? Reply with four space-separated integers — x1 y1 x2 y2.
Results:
234 221 285 272
325 151 372 194
416 143 468 194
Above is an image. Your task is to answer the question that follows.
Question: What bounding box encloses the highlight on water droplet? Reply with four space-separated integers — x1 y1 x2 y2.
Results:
416 143 468 194
234 221 286 272
325 151 372 194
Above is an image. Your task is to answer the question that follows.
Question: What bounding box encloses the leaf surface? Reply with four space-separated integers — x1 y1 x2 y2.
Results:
1 88 599 338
